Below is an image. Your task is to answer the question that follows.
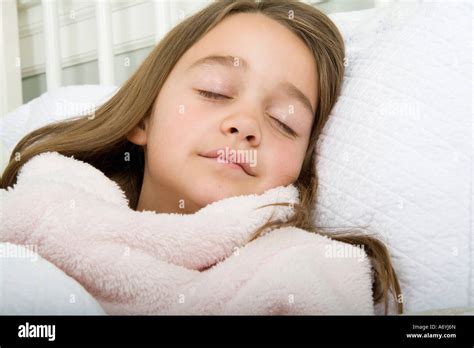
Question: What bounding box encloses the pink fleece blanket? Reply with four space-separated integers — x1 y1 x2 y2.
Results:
0 152 375 314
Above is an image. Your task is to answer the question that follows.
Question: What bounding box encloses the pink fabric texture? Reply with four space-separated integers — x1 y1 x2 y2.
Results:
0 152 375 314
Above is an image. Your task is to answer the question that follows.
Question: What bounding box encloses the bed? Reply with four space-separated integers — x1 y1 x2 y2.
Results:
0 0 472 315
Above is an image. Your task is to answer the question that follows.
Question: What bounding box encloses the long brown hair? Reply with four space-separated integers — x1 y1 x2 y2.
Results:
0 0 402 314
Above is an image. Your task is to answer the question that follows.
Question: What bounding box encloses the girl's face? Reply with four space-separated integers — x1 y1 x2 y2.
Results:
129 13 318 214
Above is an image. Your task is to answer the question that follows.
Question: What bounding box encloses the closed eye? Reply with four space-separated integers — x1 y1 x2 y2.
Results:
270 116 297 137
197 90 231 100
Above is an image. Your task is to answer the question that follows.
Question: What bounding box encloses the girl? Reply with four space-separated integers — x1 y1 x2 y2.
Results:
0 0 402 314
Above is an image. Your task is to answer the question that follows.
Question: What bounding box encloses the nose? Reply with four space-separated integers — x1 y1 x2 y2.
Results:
221 115 261 147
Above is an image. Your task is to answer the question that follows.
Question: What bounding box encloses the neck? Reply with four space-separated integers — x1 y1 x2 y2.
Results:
136 173 200 214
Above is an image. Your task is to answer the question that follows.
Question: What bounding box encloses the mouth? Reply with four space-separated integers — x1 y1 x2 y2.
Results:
199 148 256 177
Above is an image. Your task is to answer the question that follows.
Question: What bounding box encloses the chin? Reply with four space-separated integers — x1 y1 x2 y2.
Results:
187 181 249 208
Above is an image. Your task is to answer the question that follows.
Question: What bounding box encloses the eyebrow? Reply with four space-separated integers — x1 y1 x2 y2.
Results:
187 55 315 116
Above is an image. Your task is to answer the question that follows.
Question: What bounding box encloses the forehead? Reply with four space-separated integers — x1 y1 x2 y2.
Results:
177 13 318 109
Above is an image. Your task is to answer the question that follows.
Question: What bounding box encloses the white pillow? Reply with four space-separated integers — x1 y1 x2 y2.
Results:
0 85 118 173
0 243 105 315
323 2 472 314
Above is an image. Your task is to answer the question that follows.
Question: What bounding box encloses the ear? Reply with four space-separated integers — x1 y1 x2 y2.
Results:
127 119 148 146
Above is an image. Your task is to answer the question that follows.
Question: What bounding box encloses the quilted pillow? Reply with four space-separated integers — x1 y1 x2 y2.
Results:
323 2 472 314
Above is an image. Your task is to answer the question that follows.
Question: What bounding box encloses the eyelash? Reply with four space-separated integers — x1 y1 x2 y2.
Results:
196 89 297 137
197 90 230 100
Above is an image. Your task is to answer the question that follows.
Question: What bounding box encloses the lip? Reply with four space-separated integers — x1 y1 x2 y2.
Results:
199 147 256 177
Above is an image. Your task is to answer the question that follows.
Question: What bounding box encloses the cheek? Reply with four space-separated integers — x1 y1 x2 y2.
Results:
145 95 210 170
263 141 307 185
148 94 203 146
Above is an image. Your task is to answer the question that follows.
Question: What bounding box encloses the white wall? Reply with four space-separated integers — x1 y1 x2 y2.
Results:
1 0 23 114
